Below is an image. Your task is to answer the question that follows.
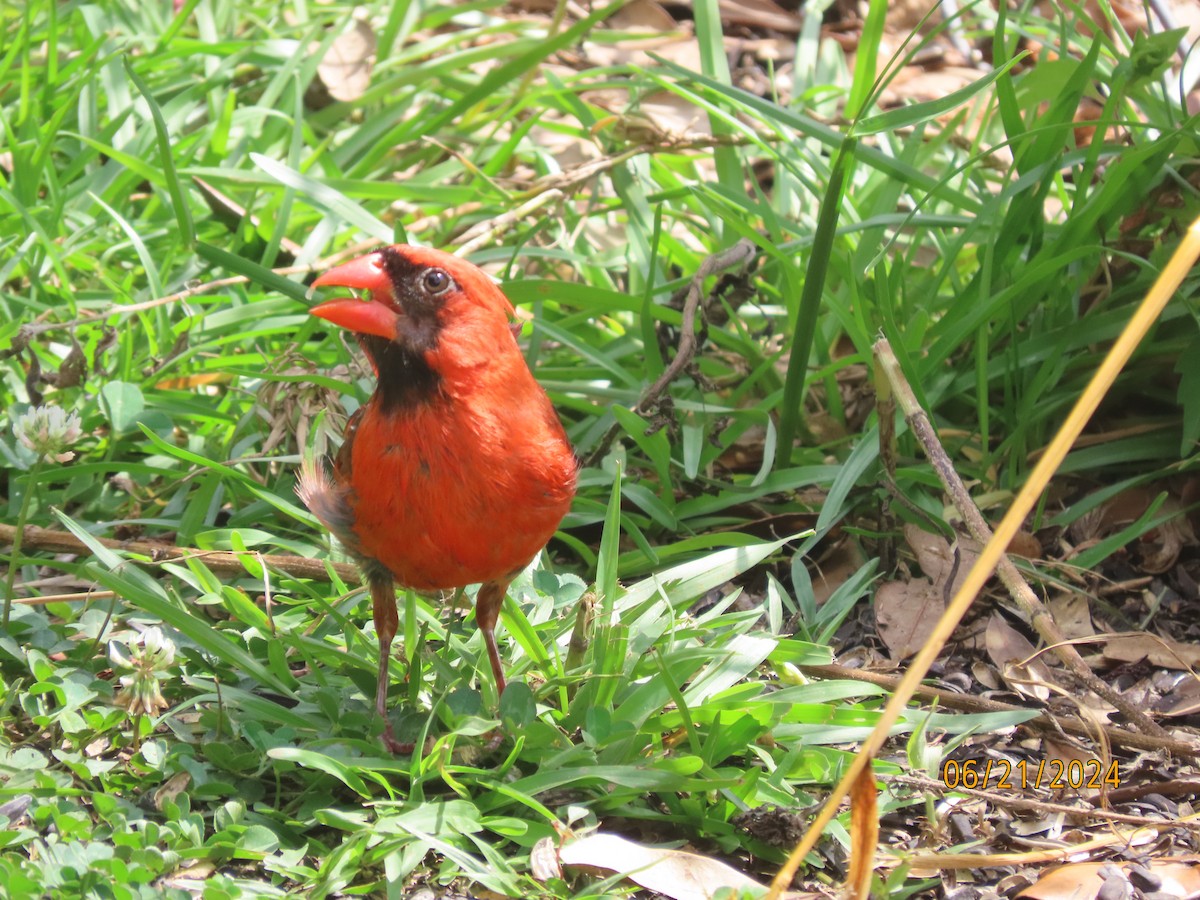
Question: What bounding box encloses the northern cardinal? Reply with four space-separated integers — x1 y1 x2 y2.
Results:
298 245 577 751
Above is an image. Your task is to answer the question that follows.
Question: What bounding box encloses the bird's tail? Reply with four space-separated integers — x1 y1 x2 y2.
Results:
296 456 359 552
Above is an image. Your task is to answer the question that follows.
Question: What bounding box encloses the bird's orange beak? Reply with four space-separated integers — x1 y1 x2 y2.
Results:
310 254 400 341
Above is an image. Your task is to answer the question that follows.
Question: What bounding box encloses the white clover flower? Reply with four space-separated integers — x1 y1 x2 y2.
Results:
13 404 82 463
110 626 178 717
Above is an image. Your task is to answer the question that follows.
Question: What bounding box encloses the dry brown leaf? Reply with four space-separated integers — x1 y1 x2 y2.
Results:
1041 738 1108 798
883 0 943 32
1047 593 1094 640
582 87 713 139
1017 858 1200 899
905 523 954 583
1157 676 1200 717
530 836 562 882
579 29 699 69
609 0 677 31
904 524 977 596
1103 633 1200 670
875 578 943 660
84 736 109 758
1066 482 1196 572
559 832 766 900
1068 486 1153 544
638 90 714 137
1139 511 1194 574
1007 529 1042 559
811 537 867 607
985 613 1052 701
315 19 375 103
719 0 802 32
875 525 983 659
153 772 192 811
971 659 1000 690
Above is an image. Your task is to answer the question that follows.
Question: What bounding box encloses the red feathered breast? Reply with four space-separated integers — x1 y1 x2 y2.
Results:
344 379 576 591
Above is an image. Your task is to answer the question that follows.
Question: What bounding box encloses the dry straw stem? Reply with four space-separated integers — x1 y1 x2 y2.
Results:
767 213 1200 898
874 340 1166 737
0 522 359 586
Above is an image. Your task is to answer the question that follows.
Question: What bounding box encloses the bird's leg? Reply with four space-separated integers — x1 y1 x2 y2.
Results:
474 580 510 696
367 572 411 754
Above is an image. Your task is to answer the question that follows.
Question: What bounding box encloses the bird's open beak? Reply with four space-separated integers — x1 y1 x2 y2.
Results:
309 254 400 341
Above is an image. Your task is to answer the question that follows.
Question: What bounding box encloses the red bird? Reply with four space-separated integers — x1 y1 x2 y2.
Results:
298 245 577 751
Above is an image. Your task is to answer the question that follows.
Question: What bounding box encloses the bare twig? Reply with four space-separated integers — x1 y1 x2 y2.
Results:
0 522 359 585
582 238 759 467
873 339 1169 738
636 239 758 417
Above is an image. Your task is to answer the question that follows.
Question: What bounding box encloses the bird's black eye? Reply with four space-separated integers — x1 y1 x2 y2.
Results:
421 268 452 295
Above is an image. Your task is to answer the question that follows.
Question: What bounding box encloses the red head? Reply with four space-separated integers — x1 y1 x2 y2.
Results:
310 245 515 340
310 245 523 409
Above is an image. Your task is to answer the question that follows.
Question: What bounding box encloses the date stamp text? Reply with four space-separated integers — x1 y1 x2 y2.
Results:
941 758 1121 791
